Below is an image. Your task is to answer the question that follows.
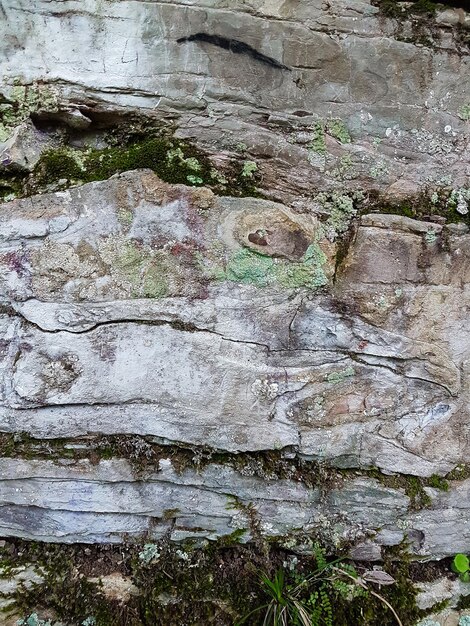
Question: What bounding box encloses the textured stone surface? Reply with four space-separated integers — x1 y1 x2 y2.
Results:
0 170 469 557
0 0 469 577
0 170 468 476
1 0 469 204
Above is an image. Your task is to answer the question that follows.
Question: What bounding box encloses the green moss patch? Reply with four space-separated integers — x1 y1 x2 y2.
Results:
0 537 433 626
0 126 266 202
366 188 470 226
374 0 440 17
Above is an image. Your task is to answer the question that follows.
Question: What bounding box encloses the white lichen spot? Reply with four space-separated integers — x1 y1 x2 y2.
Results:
449 188 470 215
425 230 438 244
457 195 469 215
369 160 388 179
373 294 389 310
175 549 191 562
251 378 279 399
138 544 161 564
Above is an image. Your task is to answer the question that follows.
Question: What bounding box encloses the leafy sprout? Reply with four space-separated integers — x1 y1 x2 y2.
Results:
452 553 470 582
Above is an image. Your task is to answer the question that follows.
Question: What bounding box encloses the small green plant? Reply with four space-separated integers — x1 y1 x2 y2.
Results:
452 554 470 582
237 546 402 626
254 568 312 625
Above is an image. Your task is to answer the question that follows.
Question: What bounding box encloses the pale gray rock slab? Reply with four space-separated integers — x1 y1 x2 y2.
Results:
0 171 468 479
12 287 301 350
0 458 405 546
0 505 173 543
417 577 470 611
0 404 298 453
0 0 468 561
0 0 469 200
0 122 56 172
2 457 470 556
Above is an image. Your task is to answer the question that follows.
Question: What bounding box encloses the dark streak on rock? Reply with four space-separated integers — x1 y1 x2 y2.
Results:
177 33 291 71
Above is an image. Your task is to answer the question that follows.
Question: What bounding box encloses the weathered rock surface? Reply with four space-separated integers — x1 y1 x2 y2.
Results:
0 169 469 558
1 0 469 204
0 0 469 593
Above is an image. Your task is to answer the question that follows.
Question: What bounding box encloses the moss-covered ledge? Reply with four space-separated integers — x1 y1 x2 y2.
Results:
0 433 452 511
0 536 457 626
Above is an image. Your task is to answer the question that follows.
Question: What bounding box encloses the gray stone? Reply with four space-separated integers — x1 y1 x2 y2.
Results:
0 0 469 562
417 577 470 611
0 1 468 201
0 122 55 172
436 9 461 27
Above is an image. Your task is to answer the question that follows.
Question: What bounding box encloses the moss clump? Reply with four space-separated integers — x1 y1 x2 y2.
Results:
0 174 24 202
362 468 433 510
25 132 268 201
374 0 439 18
408 0 439 15
367 188 470 226
0 432 328 484
33 137 214 189
33 148 84 184
220 159 263 198
1 543 124 625
446 464 470 481
427 474 449 491
2 536 431 626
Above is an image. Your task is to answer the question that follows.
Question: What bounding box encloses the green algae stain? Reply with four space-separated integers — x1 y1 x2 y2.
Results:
221 242 328 290
98 238 172 299
459 105 470 122
141 261 169 298
275 244 328 289
225 248 274 286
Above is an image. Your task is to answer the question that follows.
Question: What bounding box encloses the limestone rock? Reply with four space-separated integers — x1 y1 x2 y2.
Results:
0 122 55 172
0 0 469 201
0 0 469 566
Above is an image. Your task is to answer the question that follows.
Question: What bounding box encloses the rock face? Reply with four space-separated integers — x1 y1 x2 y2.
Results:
1 0 469 204
0 169 469 559
0 0 469 573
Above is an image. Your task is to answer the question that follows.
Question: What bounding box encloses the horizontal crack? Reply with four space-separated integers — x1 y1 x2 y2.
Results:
9 306 272 352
